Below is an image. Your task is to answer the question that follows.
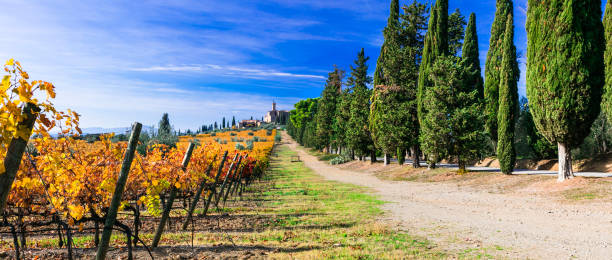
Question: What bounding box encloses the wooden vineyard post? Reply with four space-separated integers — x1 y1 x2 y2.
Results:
95 122 142 260
215 155 241 208
231 155 248 197
152 142 195 248
223 155 245 206
0 103 40 215
199 151 229 217
181 155 216 230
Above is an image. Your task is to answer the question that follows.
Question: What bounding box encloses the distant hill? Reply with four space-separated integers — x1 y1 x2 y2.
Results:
81 126 155 135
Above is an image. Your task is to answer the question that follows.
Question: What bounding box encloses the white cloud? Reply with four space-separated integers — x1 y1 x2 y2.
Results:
129 64 326 79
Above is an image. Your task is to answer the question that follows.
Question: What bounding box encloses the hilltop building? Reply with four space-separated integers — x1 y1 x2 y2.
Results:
239 119 262 128
264 101 289 124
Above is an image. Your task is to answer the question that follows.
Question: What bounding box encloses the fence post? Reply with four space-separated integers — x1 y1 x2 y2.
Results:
215 155 241 208
222 156 244 206
151 142 195 248
200 151 229 217
0 103 40 215
181 155 216 230
95 122 142 260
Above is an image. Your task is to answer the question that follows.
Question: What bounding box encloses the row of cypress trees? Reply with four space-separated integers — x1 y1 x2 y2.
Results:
289 0 611 182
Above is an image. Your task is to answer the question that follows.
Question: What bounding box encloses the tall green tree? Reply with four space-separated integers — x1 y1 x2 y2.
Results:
333 87 352 154
497 13 519 174
603 1 612 121
526 0 605 181
373 0 399 87
222 117 226 129
417 0 448 167
420 56 487 171
158 113 172 136
155 113 178 147
315 67 344 152
462 13 484 99
289 98 319 145
371 0 402 164
370 85 405 163
231 116 236 127
484 0 516 143
448 9 467 56
346 48 376 162
400 1 429 167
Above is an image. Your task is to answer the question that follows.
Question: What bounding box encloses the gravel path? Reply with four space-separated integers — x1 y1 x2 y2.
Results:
283 133 612 259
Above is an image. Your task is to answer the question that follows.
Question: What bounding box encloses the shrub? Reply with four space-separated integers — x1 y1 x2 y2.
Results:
248 132 254 136
319 154 340 161
235 143 245 150
230 132 237 136
330 155 353 165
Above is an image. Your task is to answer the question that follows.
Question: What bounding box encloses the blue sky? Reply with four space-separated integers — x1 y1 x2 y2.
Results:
0 0 605 130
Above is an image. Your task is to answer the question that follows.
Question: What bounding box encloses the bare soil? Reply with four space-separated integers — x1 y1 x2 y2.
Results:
284 132 612 259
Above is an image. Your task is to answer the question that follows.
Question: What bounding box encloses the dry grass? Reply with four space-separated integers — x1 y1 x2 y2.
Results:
339 160 612 204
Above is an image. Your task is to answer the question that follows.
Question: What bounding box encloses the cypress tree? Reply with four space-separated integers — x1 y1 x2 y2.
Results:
462 13 484 99
448 9 467 56
222 117 226 129
346 48 376 162
497 13 518 174
417 0 448 168
315 66 344 152
421 56 487 171
417 0 449 121
484 0 515 142
373 0 399 86
231 116 236 127
603 0 612 120
333 87 351 154
155 113 177 146
526 0 605 181
158 113 172 137
371 0 401 165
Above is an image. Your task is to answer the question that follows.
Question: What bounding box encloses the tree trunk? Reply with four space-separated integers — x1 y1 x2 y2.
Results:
397 147 405 165
458 155 466 172
557 142 574 182
411 145 420 168
370 151 377 163
384 153 390 165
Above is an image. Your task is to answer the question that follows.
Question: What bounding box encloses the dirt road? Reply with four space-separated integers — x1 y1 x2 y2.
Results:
283 133 612 259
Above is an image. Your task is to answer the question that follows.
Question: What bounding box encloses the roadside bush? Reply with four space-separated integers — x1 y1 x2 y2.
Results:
330 155 353 165
319 154 340 161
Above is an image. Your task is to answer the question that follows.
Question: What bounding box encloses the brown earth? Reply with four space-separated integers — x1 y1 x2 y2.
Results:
284 132 612 259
